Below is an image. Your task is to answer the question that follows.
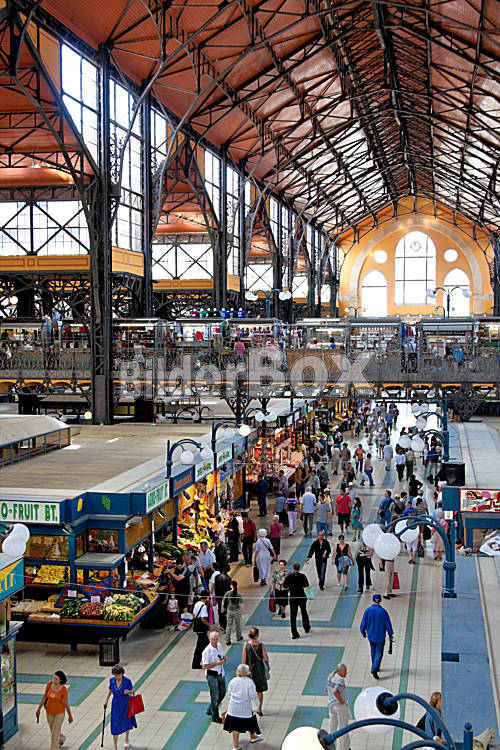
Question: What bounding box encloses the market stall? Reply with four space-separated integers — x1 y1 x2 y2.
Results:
0 555 24 743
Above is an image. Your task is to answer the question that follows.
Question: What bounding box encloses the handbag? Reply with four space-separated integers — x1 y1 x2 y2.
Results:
393 571 400 590
305 587 315 600
253 564 259 583
269 592 276 613
192 602 209 633
127 694 145 719
417 542 425 558
250 643 270 682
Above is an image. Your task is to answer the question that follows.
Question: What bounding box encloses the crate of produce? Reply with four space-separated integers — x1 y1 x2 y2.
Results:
79 600 105 620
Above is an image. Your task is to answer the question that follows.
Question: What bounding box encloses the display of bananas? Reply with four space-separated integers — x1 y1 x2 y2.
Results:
34 566 68 584
103 604 135 622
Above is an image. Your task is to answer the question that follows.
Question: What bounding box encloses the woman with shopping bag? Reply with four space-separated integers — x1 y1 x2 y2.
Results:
333 535 354 591
103 665 137 750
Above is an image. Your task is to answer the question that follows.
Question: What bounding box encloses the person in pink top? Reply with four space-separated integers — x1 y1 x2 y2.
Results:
269 515 283 555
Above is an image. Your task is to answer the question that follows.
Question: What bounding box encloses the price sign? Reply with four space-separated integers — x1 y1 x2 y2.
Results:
91 595 100 603
68 590 77 598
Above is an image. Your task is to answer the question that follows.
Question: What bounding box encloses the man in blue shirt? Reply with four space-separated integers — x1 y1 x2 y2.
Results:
377 490 392 527
256 474 269 517
360 594 394 678
401 499 418 518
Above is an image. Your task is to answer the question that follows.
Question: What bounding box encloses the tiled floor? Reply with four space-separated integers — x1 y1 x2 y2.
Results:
8 407 447 750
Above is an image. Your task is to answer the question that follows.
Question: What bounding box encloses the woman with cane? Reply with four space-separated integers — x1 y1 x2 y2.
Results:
103 664 136 749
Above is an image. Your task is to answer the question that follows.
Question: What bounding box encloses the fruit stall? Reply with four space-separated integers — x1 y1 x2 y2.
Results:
0 554 25 744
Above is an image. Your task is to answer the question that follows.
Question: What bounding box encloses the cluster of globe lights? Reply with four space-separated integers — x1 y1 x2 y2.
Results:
1 524 30 559
177 422 269 465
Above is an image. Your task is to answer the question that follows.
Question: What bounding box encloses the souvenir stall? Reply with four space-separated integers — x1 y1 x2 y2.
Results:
0 554 24 743
215 445 233 511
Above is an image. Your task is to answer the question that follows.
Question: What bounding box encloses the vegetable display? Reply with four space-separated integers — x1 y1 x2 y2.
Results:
103 604 135 622
79 601 104 618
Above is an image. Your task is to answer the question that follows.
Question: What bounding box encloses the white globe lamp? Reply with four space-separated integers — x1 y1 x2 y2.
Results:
395 519 419 544
279 290 292 301
374 533 401 561
223 427 235 440
10 524 30 543
411 436 425 452
362 524 383 549
83 410 92 420
239 424 252 437
398 434 411 449
415 417 427 430
180 450 194 465
281 726 323 749
200 447 213 462
353 687 400 734
2 535 27 558
254 412 265 423
411 403 420 413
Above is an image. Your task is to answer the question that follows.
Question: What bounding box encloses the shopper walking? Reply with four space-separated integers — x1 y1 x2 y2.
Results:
199 541 216 588
395 449 406 482
222 580 245 645
383 442 393 471
331 445 340 475
202 631 228 723
214 568 232 630
316 494 331 535
269 514 283 555
336 489 351 534
271 559 289 618
377 490 392 526
300 486 317 537
334 535 354 590
226 512 240 563
256 475 269 517
253 529 276 586
36 671 73 750
192 592 211 669
354 444 365 474
360 594 394 678
361 452 375 486
326 663 350 750
223 664 262 748
405 447 415 479
242 513 257 566
103 665 136 750
242 627 269 716
284 562 311 639
351 497 363 541
286 492 299 535
356 540 374 593
306 529 331 590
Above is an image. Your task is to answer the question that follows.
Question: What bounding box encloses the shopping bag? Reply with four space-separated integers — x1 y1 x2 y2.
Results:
393 571 400 590
208 604 214 624
305 587 315 600
253 564 259 583
127 694 145 718
269 593 276 613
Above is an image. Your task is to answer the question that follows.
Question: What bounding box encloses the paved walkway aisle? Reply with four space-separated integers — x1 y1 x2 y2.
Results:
8 406 444 750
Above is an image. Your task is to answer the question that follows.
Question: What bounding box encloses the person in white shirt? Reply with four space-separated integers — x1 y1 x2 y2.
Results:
192 593 210 669
202 631 228 723
223 663 262 747
395 449 406 482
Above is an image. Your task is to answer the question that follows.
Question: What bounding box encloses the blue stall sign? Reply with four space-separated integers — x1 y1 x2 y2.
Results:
0 557 25 601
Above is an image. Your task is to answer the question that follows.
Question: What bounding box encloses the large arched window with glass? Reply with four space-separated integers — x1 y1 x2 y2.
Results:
443 268 471 316
361 270 387 316
394 231 436 305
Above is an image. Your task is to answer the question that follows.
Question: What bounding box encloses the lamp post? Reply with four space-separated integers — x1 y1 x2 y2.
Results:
412 401 449 462
426 286 472 317
312 689 472 750
245 289 292 318
165 438 213 477
349 306 363 318
433 305 446 317
210 420 252 452
388 514 456 597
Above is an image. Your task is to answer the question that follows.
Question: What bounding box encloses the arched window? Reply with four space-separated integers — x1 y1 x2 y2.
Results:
443 268 470 316
361 270 387 316
394 231 436 305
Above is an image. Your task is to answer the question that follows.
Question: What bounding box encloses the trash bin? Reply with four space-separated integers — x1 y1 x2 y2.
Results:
99 637 119 667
